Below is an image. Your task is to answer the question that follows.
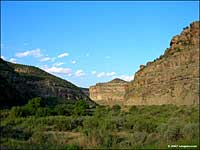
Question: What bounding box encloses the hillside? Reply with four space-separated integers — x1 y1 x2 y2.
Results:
125 21 199 105
0 58 94 108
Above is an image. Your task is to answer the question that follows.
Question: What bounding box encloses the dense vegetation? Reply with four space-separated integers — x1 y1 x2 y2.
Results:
1 97 199 149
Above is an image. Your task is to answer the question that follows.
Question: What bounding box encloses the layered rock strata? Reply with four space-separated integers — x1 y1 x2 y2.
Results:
125 21 199 105
89 78 128 106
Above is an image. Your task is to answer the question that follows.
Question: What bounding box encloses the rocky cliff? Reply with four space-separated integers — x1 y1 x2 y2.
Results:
89 78 128 106
0 59 94 108
125 21 199 105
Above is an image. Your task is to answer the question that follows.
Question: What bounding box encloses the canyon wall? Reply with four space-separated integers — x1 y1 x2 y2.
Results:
89 79 128 106
125 21 199 105
89 21 199 106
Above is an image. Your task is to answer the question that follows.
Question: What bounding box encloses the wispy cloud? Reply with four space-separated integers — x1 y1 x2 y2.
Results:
86 53 90 57
71 60 76 64
106 72 116 76
97 72 105 78
91 71 97 75
40 57 51 62
75 69 85 77
68 73 72 77
58 52 69 58
9 58 17 63
53 62 64 67
16 48 42 58
44 66 71 75
97 71 116 78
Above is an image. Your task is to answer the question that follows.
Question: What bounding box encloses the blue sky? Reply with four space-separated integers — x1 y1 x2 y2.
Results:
1 1 199 88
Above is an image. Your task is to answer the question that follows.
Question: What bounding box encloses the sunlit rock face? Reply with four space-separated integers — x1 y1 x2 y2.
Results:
89 78 128 106
125 21 199 105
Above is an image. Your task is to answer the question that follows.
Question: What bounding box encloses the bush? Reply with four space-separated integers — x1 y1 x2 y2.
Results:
9 106 24 118
164 117 184 142
129 105 138 113
183 123 199 140
29 132 54 144
73 100 87 116
112 105 121 113
54 104 74 116
65 144 79 150
35 107 51 117
94 106 109 118
133 131 147 145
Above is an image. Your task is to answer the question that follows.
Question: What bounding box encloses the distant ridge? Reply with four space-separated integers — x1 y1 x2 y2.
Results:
0 58 95 108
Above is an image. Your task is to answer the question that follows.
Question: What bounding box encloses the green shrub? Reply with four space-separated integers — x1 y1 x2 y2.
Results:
73 100 87 116
29 132 54 144
35 107 51 117
65 144 79 150
183 123 199 140
136 119 158 133
112 105 121 113
54 104 73 116
164 117 184 142
129 105 138 113
94 106 109 118
9 106 23 118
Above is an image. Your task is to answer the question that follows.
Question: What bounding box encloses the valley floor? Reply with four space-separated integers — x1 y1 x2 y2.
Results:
0 99 199 149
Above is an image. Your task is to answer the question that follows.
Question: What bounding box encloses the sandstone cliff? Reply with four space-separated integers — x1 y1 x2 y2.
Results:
125 21 199 105
89 78 128 106
0 59 94 108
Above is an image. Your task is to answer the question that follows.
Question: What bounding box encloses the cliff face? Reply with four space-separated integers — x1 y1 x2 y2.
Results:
89 78 128 106
125 21 199 105
0 59 94 108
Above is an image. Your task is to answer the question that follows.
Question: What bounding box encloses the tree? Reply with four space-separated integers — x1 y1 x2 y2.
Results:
73 100 87 116
25 97 42 115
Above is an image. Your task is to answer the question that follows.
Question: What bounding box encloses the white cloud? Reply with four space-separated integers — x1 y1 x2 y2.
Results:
16 48 42 58
91 71 97 75
97 72 105 78
9 58 17 63
75 70 85 77
97 71 116 78
71 60 76 64
113 75 133 81
53 62 64 67
1 56 5 60
44 66 71 75
68 73 72 77
40 57 51 62
58 52 69 58
106 72 116 76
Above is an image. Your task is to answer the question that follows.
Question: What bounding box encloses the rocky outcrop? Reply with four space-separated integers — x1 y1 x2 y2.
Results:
89 78 128 106
125 21 199 105
0 59 94 108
